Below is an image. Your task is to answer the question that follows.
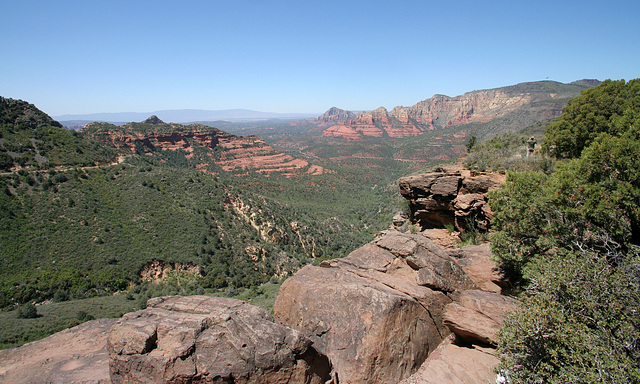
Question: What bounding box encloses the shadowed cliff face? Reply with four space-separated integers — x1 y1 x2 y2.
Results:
83 121 329 177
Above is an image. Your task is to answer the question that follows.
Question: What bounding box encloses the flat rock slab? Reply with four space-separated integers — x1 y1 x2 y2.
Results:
443 290 520 345
399 335 499 384
0 318 117 384
108 295 331 384
454 243 504 293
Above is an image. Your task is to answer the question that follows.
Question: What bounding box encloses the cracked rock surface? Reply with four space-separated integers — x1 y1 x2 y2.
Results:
108 295 331 384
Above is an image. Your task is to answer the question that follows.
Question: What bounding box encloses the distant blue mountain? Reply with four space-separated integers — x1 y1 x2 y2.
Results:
53 109 316 124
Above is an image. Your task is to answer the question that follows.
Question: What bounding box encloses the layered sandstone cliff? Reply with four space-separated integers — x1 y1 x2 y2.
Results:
83 120 328 177
319 80 597 139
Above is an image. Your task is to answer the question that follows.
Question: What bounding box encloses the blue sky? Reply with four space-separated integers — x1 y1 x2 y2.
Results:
2 0 639 116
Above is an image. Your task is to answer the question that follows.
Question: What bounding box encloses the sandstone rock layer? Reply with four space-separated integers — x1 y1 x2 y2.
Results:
399 168 504 232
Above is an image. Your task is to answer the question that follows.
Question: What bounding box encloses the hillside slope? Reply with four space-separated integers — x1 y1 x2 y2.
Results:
82 117 328 177
0 99 400 345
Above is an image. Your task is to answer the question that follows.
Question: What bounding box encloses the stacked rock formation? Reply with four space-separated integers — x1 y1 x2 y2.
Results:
398 168 505 233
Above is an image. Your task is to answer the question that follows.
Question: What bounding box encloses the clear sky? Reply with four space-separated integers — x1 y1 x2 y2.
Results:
2 0 639 116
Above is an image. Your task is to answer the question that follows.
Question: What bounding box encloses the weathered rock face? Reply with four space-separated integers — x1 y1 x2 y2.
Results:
0 319 117 384
108 295 331 384
321 106 424 139
398 168 504 232
316 107 357 126
274 231 480 384
139 259 201 282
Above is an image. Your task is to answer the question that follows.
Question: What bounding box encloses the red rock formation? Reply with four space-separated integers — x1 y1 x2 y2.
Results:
322 106 425 139
274 228 517 384
83 122 329 177
317 80 597 140
398 167 504 232
274 231 466 384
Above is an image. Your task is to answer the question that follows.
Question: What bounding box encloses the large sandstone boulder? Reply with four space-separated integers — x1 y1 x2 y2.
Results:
274 231 471 384
443 289 520 345
398 335 500 384
108 295 331 384
0 318 116 384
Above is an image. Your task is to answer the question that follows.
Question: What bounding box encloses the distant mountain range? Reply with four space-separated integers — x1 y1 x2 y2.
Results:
53 109 317 125
298 80 601 140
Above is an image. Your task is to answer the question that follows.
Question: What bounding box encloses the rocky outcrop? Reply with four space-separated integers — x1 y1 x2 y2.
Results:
316 107 357 126
274 231 487 384
398 168 504 232
274 229 517 384
139 260 201 282
0 319 117 384
108 295 332 384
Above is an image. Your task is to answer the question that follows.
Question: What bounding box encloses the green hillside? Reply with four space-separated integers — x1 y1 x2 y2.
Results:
0 97 115 171
0 98 409 347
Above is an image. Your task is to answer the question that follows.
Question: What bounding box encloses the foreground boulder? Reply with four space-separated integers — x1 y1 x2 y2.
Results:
108 295 331 384
274 231 464 384
443 289 520 345
398 335 500 384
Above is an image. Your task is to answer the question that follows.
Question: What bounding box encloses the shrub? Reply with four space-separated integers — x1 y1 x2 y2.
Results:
492 78 640 382
498 245 640 383
16 303 38 319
